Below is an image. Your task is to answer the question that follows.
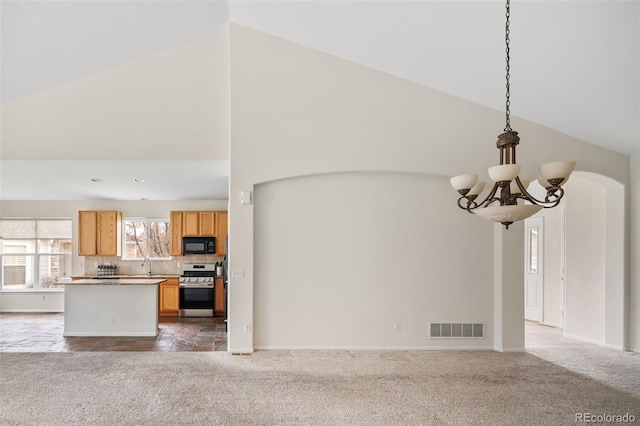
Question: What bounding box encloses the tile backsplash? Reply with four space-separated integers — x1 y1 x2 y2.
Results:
83 254 223 276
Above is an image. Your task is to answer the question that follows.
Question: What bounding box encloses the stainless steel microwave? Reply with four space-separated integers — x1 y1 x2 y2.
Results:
182 237 215 254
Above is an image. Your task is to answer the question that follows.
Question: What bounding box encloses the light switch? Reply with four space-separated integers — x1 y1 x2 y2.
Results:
240 191 252 205
231 269 245 278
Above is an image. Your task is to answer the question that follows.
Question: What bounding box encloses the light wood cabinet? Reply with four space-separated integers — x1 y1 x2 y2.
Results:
170 210 227 256
215 211 228 257
182 211 215 237
182 211 200 236
97 211 122 256
78 211 121 256
159 278 179 316
199 212 215 236
170 211 183 256
214 277 225 316
78 211 98 256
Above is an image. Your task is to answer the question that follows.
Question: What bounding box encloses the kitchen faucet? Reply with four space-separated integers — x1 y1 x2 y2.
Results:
141 256 152 276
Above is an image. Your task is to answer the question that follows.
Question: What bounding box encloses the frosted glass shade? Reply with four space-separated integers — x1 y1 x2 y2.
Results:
539 161 576 182
467 181 485 196
473 204 543 223
450 174 478 191
488 164 522 182
510 179 530 194
538 173 571 188
537 175 550 188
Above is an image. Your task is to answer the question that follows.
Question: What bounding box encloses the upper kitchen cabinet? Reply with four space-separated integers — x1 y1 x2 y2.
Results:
78 211 98 256
78 211 122 256
215 211 227 257
199 212 216 236
170 211 183 257
170 210 227 256
182 211 215 237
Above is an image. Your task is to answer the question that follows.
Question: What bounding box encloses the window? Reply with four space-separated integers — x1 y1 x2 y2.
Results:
0 219 72 290
527 227 539 274
123 218 171 260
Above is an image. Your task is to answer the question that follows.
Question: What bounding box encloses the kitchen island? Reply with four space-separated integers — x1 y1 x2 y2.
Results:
64 279 165 337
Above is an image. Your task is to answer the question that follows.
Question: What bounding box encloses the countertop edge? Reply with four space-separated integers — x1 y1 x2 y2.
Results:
66 279 166 286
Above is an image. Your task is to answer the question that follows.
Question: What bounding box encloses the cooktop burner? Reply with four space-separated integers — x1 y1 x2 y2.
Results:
179 263 216 287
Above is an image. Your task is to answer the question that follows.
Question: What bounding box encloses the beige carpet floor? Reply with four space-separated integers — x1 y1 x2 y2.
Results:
1 348 639 426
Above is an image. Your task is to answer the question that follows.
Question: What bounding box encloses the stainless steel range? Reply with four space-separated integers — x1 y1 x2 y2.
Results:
179 263 215 317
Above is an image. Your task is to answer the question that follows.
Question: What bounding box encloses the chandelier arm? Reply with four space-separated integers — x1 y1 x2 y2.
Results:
456 182 502 213
457 196 477 211
512 185 565 208
476 183 502 208
544 186 565 205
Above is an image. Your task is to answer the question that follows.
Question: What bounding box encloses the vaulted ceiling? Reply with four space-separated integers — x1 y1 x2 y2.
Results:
1 1 638 201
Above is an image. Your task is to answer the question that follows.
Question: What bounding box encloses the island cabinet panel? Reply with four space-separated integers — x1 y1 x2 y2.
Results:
78 211 121 256
78 211 98 256
159 278 179 316
214 277 225 316
64 280 160 337
182 211 200 236
170 211 183 256
215 211 228 257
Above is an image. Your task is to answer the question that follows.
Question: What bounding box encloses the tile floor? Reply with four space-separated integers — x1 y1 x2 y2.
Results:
0 313 227 352
0 315 576 353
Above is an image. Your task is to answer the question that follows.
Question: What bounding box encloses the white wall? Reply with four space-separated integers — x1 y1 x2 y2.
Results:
564 177 606 344
541 205 565 328
228 24 631 353
254 172 493 349
629 155 640 351
2 33 229 161
527 184 565 329
0 199 227 312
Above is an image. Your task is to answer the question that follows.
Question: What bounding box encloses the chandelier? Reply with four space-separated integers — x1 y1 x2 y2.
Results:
450 0 575 229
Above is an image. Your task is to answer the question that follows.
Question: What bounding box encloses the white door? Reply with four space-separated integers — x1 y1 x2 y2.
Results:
524 217 544 322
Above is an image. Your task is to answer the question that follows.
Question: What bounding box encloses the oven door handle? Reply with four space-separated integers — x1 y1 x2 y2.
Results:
179 285 214 289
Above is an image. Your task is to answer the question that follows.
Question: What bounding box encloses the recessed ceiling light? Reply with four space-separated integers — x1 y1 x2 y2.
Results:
91 178 102 182
133 178 145 183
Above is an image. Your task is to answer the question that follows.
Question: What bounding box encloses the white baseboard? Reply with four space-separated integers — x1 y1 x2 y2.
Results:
494 347 527 353
561 332 628 351
230 348 255 354
541 320 561 328
63 332 157 337
254 345 494 351
0 309 63 313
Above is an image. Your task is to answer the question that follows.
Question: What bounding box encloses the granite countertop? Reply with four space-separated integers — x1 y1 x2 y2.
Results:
66 279 167 286
72 274 180 279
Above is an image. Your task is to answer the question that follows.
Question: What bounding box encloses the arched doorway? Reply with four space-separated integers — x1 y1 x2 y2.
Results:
524 172 626 349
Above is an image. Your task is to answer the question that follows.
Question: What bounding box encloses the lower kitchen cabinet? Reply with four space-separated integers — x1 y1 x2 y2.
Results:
159 278 179 316
214 277 225 317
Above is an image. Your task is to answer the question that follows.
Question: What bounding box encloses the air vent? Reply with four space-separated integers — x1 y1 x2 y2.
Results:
429 323 484 338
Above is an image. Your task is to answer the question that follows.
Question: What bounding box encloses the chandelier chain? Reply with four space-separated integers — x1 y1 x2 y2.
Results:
504 0 511 132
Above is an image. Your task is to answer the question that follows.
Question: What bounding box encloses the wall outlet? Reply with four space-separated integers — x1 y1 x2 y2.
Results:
231 269 245 278
110 317 116 325
394 322 401 332
78 261 83 269
244 324 251 333
41 295 46 302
